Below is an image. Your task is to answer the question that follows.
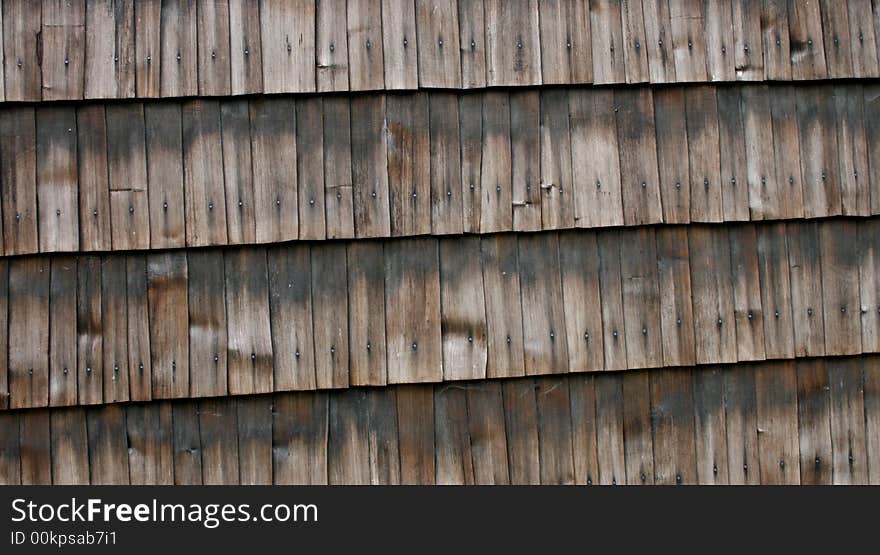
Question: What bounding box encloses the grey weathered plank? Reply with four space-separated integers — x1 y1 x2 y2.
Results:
715 87 750 221
796 85 841 218
126 255 152 401
650 368 697 484
459 94 483 233
769 85 805 219
641 0 676 82
259 0 315 93
819 0 854 78
740 85 778 221
296 97 326 240
466 382 509 484
49 257 77 407
225 248 273 395
323 97 355 239
250 98 299 243
796 358 833 484
485 0 541 86
538 0 592 84
787 0 827 80
219 100 256 245
847 0 879 77
655 227 696 367
187 249 228 398
819 221 862 356
101 255 129 403
84 0 135 99
3 0 41 100
75 105 112 252
589 0 626 84
833 84 871 216
0 107 38 255
228 0 263 94
106 103 149 250
348 0 384 91
159 0 197 97
434 385 474 484
724 364 760 484
502 378 541 484
539 89 575 230
351 95 391 238
147 252 189 399
597 230 628 371
182 100 228 247
594 373 626 484
827 358 869 484
653 87 690 223
688 226 737 364
618 228 663 369
479 92 513 233
347 241 387 386
36 107 80 253
382 0 418 89
77 256 103 405
386 93 431 237
684 86 722 222
786 222 826 358
618 0 648 83
396 385 435 484
859 220 880 353
728 224 765 362
569 375 599 484
458 0 488 87
41 1 85 99
614 88 663 225
558 231 605 373
311 244 349 389
755 361 800 484
731 0 763 80
134 0 161 97
509 91 542 231
668 0 707 82
756 223 795 359
622 371 654 484
196 0 231 96
416 0 462 87
440 237 488 381
480 235 526 379
535 376 576 484
703 0 734 81
429 93 464 235
866 85 880 215
144 103 186 249
760 0 792 80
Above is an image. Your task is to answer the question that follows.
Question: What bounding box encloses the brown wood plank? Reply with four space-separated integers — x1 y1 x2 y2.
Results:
653 87 691 224
768 85 805 220
715 87 750 221
323 97 355 239
8 258 50 409
48 257 77 407
479 92 513 233
126 401 173 484
171 400 202 484
147 252 189 399
459 94 483 233
485 0 541 86
416 0 462 87
19 410 51 484
787 0 827 79
569 375 599 484
668 0 708 82
328 389 370 484
510 91 542 231
655 227 696 367
866 85 880 215
761 0 792 79
558 231 605 373
197 0 231 95
597 230 628 371
535 376 576 484
267 245 316 391
860 220 880 353
796 85 842 218
219 100 256 245
249 98 299 243
429 93 464 235
518 233 569 375
755 361 800 484
641 0 676 82
159 0 197 96
684 86 722 222
724 364 760 484
568 90 623 228
688 226 737 364
186 249 227 398
348 0 384 91
756 223 795 359
589 0 626 84
237 396 272 484
396 384 435 484
819 0 854 78
134 0 160 97
106 103 149 250
614 88 663 226
182 100 227 247
440 237 488 381
0 412 20 483
86 404 129 484
295 97 326 240
75 106 111 251
693 367 729 484
833 84 871 216
622 371 654 484
316 0 349 92
796 358 833 484
101 255 128 403
387 93 431 237
703 0 735 81
848 0 879 77
434 385 474 484
3 0 41 100
259 0 314 93
457 0 488 88
502 378 541 484
347 241 387 386
351 95 391 238
731 0 763 80
225 248 273 395
0 107 38 255
126 255 151 401
36 108 79 253
385 238 442 384
538 0 592 84
199 397 240 484
365 388 401 484
827 358 869 484
86 0 136 98
463 382 509 485
311 244 349 389
228 0 263 94
619 0 649 83
51 408 89 484
650 368 697 484
143 103 185 249
867 357 880 483
786 222 825 358
480 235 526 379
272 392 328 484
740 85 779 220
618 228 663 369
728 224 765 362
0 262 7 409
539 89 575 230
594 373 626 484
819 221 862 356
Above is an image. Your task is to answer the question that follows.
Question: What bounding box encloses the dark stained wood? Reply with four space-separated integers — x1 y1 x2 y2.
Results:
101 255 129 403
796 358 833 484
692 367 729 484
440 237 488 381
220 100 256 246
769 84 805 220
0 107 38 255
126 255 151 401
866 358 880 483
650 368 697 484
866 85 880 215
396 384 435 484
171 400 202 484
199 397 240 484
19 409 51 484
459 94 483 233
684 86 722 222
614 88 663 226
296 97 327 240
756 223 795 359
182 100 227 247
237 396 272 484
465 382 509 484
846 0 879 77
50 407 89 484
87 404 129 484
323 97 355 239
187 249 227 398
310 244 349 389
36 107 80 252
760 0 792 80
819 221 862 356
75 105 112 252
8 258 50 409
49 257 77 407
249 98 298 243
655 227 696 367
502 378 541 484
3 0 41 100
480 235 526 379
558 231 605 373
653 87 691 223
385 238 442 384
0 262 7 409
351 95 391 238
755 361 800 484
597 230 628 371
147 252 189 399
272 392 328 484
535 376 576 484
622 371 654 484
833 84 871 216
386 93 431 237
859 220 880 353
688 226 737 364
728 224 765 361
0 412 20 484
429 93 464 235
827 358 868 484
819 0 854 78
715 87 750 221
594 373 626 484
106 103 149 250
126 401 173 484
328 389 370 484
569 375 600 484
796 85 842 218
786 222 826 358
434 385 474 484
267 245 316 391
225 248 273 395
365 388 401 484
347 241 387 386
619 0 648 83
740 85 779 221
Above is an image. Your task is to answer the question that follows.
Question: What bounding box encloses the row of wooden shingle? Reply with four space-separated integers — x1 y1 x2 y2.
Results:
1 219 879 410
3 82 880 257
3 0 879 102
1 355 877 485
